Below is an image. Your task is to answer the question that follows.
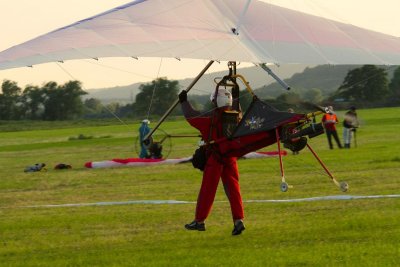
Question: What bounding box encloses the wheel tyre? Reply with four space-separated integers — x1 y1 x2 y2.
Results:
340 182 349 192
280 182 289 192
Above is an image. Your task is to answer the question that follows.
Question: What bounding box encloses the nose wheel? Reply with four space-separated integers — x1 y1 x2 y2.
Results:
340 182 349 192
280 182 289 192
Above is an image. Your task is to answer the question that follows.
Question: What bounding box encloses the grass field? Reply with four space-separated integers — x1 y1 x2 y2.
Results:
0 107 399 266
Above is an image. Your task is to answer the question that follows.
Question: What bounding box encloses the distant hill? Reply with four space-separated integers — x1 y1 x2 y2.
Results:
84 85 139 104
84 64 308 103
253 65 361 99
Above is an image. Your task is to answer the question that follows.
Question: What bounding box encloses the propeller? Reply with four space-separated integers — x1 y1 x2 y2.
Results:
299 101 329 113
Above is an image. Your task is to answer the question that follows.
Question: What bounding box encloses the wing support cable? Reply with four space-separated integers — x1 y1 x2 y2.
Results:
146 58 163 119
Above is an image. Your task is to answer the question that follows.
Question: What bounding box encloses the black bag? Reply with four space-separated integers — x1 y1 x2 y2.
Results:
192 146 207 171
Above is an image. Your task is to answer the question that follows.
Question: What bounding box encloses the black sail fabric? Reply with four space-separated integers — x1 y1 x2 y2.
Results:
232 98 300 138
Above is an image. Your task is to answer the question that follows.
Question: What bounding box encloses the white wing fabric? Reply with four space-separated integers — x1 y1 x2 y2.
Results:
1 0 400 70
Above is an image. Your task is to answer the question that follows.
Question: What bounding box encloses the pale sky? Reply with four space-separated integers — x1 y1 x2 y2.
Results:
0 0 399 90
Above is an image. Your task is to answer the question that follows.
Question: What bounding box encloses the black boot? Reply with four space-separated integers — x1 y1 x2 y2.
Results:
185 220 205 231
232 220 245 236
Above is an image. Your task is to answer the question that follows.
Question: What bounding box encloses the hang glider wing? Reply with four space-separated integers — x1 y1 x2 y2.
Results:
1 0 400 70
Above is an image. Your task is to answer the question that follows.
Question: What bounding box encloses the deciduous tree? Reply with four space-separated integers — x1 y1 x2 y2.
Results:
134 78 179 116
0 80 22 120
42 81 87 120
21 85 45 119
389 66 400 104
336 65 389 103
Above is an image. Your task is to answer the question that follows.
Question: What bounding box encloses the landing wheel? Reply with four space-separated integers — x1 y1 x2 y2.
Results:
280 182 289 192
340 182 349 192
134 128 172 158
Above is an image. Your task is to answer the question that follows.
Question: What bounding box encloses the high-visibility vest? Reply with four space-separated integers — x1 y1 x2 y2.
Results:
324 113 337 123
322 113 338 130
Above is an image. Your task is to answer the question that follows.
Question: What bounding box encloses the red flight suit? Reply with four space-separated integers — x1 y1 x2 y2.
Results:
181 101 244 222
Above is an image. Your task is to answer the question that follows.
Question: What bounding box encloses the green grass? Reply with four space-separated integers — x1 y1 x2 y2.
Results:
1 107 399 266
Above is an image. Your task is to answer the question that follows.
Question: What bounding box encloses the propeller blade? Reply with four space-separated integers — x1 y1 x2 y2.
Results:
300 101 328 113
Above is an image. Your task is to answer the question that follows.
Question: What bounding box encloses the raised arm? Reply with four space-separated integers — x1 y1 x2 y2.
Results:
179 90 202 119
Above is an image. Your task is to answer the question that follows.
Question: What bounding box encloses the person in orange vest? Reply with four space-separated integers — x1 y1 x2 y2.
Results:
321 106 342 149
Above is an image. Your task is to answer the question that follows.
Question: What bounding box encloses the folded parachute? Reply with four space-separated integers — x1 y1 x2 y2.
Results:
84 151 285 169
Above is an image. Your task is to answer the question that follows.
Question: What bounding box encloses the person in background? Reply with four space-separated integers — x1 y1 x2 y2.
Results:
139 119 151 158
321 106 342 149
178 86 245 236
343 106 359 148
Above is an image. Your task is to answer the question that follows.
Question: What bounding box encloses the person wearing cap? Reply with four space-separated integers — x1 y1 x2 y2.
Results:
139 119 151 158
321 106 342 149
178 86 245 235
343 106 359 148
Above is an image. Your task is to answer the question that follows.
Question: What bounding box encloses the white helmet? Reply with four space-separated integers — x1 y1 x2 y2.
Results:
210 88 232 108
142 119 150 124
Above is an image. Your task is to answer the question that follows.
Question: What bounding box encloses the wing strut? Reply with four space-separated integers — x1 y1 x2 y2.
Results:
260 64 291 90
143 60 214 143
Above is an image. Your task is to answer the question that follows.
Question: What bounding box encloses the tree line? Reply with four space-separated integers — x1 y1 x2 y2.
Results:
0 80 87 120
0 77 181 121
1 65 399 121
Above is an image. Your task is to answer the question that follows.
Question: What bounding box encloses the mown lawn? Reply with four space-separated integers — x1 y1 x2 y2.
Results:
0 107 399 266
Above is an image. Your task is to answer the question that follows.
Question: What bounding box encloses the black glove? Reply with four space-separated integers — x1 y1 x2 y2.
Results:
178 90 187 103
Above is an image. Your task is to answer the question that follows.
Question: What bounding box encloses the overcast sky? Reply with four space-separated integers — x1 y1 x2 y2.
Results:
0 0 399 89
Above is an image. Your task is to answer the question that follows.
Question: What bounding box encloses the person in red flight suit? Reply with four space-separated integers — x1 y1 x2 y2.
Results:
322 106 342 149
178 86 245 235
